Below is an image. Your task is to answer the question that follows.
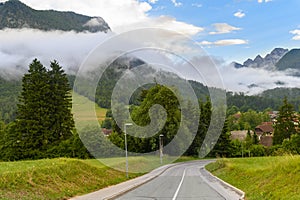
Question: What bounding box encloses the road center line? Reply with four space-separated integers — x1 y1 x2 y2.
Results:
172 168 186 200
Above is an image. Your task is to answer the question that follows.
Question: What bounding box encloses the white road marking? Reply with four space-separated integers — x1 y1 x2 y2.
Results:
172 168 186 200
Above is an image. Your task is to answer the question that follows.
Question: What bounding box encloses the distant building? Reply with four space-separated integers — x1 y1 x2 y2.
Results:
260 135 273 147
255 122 274 147
255 122 274 138
230 130 252 141
268 111 279 124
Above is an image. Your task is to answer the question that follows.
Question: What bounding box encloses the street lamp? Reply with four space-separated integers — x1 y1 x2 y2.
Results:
159 134 164 164
124 123 132 178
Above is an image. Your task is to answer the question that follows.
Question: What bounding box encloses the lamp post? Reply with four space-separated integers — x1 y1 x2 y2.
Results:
159 134 164 164
124 123 132 178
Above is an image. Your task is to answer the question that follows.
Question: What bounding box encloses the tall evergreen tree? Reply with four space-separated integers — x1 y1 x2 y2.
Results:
208 119 232 158
273 97 297 145
16 59 50 158
12 59 74 159
47 61 74 146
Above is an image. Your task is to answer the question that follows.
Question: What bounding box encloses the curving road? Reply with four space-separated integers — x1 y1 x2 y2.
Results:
115 160 241 200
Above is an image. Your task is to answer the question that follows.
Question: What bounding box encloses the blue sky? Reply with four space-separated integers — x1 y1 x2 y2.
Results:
144 0 300 62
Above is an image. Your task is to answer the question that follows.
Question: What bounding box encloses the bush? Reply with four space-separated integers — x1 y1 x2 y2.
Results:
282 134 300 154
249 145 266 157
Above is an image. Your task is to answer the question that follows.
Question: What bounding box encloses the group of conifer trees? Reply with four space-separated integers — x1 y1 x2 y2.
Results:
0 59 89 160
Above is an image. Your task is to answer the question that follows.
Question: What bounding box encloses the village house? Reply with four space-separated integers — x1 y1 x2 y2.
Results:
255 122 274 147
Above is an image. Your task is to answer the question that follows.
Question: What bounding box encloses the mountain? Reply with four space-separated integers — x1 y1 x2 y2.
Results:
233 48 288 69
275 49 300 71
0 0 110 33
73 55 211 109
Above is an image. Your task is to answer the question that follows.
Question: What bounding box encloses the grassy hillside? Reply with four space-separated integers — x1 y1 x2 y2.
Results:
72 91 107 128
206 156 300 200
0 158 142 200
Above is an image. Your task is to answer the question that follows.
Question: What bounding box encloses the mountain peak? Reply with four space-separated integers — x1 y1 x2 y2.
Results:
234 48 288 69
0 0 111 33
275 49 300 72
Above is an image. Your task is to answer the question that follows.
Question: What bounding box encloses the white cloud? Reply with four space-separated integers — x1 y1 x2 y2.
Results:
116 15 204 36
214 39 248 46
148 0 158 4
220 63 300 95
198 39 248 46
258 0 272 3
18 0 202 36
290 29 300 40
0 29 111 75
192 3 202 8
234 10 245 18
198 41 212 46
20 0 151 31
171 0 182 7
209 23 241 35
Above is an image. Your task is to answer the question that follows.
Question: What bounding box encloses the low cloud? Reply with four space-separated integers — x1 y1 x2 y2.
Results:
169 55 300 95
0 28 299 95
209 23 241 35
0 29 111 77
219 63 300 95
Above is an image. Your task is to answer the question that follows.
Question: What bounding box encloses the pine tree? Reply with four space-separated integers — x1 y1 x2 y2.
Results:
273 97 297 145
208 120 232 158
16 59 50 158
13 59 74 159
47 61 74 145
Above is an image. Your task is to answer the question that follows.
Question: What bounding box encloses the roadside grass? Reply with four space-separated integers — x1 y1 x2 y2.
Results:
0 156 202 200
174 156 204 163
0 158 141 200
206 155 300 200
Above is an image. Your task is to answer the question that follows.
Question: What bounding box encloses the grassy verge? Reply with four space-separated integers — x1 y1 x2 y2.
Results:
206 155 300 200
0 156 201 200
0 158 142 200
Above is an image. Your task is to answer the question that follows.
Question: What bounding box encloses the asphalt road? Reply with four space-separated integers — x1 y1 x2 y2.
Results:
114 160 240 200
